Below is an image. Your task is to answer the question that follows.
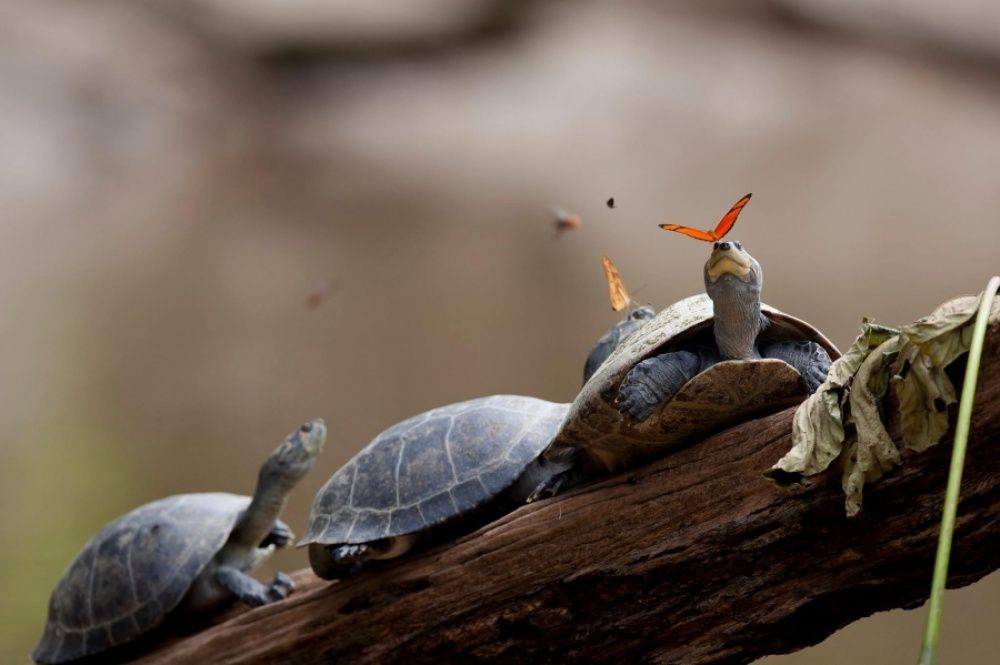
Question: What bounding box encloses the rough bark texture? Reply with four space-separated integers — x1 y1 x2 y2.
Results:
134 328 1000 665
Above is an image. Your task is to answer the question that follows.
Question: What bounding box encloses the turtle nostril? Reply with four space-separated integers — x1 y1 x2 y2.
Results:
718 241 730 251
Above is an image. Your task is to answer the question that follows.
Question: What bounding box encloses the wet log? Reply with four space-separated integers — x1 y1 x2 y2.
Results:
135 327 1000 665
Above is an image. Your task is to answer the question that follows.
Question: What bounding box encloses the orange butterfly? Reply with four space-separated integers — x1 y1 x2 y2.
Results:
659 193 752 242
601 256 632 312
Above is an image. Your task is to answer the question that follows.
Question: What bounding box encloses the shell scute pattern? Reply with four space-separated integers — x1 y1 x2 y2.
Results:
302 396 569 546
398 417 454 505
352 435 403 510
449 407 519 479
417 491 458 526
388 505 424 535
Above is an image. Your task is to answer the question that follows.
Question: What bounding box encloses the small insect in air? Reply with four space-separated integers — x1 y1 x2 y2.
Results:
552 207 582 237
305 279 336 310
659 193 751 242
601 255 634 312
606 197 616 209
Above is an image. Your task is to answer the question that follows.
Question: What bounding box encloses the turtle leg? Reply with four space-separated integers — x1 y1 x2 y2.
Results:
216 566 294 607
331 540 394 564
525 451 602 502
760 340 832 394
259 519 293 549
309 539 402 580
616 350 707 422
526 465 590 502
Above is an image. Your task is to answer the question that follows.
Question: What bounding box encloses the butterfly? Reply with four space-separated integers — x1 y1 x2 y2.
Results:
552 207 581 236
659 193 751 242
601 256 634 312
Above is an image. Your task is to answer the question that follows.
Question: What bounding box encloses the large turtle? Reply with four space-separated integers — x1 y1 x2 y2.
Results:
299 396 570 579
32 419 326 664
535 240 839 491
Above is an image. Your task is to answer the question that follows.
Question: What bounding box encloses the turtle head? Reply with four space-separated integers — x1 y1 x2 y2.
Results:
629 304 656 322
703 241 765 359
703 241 761 294
261 419 327 488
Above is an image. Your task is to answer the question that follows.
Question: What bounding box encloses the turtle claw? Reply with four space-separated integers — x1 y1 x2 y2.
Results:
617 362 661 422
331 544 371 564
617 351 702 422
267 572 294 602
261 520 294 549
527 475 565 503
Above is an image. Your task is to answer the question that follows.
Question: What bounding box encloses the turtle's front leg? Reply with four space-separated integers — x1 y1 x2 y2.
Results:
216 566 293 607
759 340 832 393
308 539 409 580
259 519 293 549
617 350 704 421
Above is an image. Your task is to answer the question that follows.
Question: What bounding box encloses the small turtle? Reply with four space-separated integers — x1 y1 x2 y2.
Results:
299 396 569 579
32 419 326 664
535 241 840 493
583 305 656 384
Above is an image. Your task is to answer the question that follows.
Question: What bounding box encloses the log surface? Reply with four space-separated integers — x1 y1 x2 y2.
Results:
135 330 1000 665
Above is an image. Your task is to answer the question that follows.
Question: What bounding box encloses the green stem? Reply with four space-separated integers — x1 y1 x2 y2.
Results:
918 276 999 665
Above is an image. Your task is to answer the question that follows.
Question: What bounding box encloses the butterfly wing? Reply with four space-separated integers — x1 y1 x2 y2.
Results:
601 256 631 311
658 224 717 241
711 193 751 240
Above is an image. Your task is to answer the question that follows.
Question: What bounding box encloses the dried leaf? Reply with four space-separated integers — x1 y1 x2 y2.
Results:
892 340 957 453
769 292 998 516
841 336 903 516
900 294 1000 366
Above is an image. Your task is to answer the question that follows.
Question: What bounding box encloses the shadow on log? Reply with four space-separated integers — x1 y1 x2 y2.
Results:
135 328 1000 665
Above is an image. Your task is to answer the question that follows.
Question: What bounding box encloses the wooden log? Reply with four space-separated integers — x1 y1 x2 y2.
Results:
135 328 1000 665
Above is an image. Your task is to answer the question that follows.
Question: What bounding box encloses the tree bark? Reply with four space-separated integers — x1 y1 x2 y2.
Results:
135 327 1000 665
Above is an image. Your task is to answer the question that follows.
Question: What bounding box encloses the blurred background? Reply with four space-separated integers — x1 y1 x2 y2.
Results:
2 0 999 662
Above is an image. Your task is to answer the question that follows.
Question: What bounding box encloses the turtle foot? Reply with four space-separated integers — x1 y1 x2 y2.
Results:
267 572 294 602
260 520 294 549
761 340 832 394
617 351 703 422
331 543 374 564
527 474 566 503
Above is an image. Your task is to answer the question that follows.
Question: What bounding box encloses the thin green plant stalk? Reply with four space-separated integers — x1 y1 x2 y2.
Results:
918 276 1000 665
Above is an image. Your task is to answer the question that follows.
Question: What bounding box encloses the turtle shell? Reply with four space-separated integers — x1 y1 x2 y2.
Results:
299 395 568 547
547 293 840 471
32 493 249 664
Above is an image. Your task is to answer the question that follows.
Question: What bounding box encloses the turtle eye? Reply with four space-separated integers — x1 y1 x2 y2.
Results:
734 241 742 250
301 422 313 433
713 241 719 250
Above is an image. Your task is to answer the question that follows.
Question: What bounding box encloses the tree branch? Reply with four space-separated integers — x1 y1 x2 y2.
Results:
135 327 1000 665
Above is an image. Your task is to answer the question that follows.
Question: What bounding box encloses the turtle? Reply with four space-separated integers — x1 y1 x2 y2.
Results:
31 419 327 664
299 396 571 579
533 240 840 494
583 307 656 384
